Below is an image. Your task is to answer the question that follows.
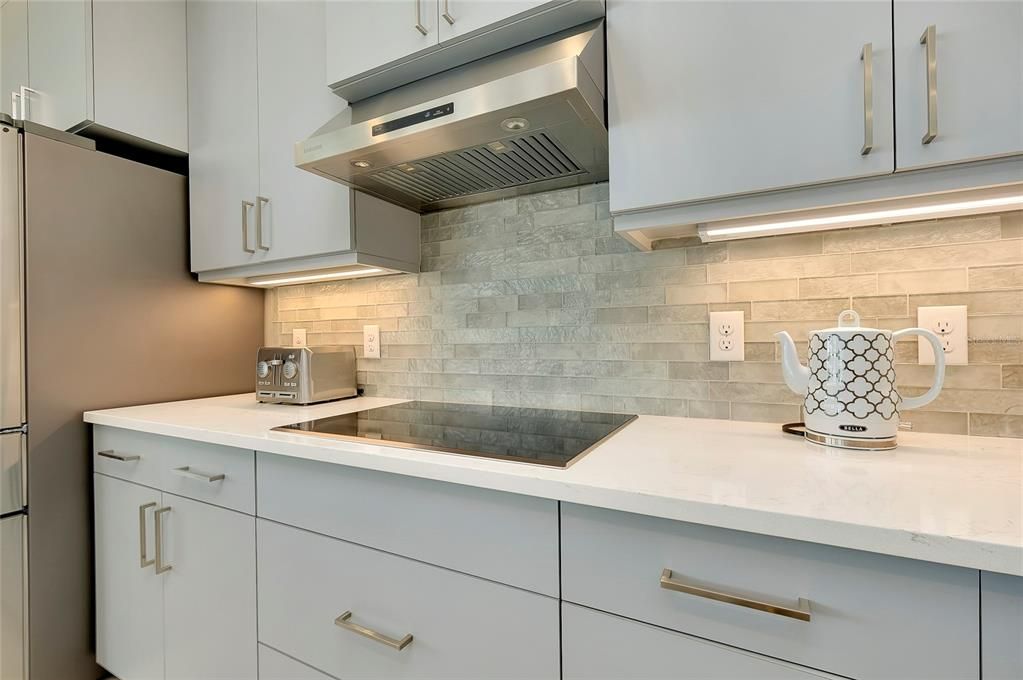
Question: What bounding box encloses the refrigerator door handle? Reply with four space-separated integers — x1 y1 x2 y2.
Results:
0 123 25 432
0 432 24 516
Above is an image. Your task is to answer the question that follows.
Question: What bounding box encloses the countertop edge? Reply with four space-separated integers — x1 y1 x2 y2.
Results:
83 409 1023 577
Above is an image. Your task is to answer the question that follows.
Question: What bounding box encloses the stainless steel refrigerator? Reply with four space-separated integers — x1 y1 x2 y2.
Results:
0 116 264 680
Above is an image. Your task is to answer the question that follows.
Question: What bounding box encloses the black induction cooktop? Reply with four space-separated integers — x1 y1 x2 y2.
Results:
274 401 637 468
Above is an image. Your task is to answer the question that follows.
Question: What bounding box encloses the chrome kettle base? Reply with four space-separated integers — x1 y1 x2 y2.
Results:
804 429 898 451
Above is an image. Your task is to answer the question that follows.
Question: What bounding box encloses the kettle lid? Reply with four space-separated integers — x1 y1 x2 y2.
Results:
815 309 882 335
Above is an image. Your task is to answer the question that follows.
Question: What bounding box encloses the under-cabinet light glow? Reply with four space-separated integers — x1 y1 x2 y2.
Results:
249 268 383 287
699 195 1023 242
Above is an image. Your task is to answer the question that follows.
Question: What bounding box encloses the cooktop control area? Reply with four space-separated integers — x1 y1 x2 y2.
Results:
274 401 637 467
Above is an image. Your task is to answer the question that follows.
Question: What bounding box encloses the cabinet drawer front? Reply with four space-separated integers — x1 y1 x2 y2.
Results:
257 519 559 680
563 603 838 680
94 426 254 513
259 645 336 680
256 452 558 596
561 504 979 680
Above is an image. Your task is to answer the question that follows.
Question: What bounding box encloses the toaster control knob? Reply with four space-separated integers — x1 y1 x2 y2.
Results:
282 361 298 380
256 361 270 379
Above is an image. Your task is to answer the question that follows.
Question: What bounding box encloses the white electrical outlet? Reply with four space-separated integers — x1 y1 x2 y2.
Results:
292 328 307 347
363 324 381 359
710 310 745 362
917 305 968 365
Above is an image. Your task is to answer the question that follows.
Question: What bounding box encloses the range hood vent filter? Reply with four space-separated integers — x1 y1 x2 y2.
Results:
368 132 584 204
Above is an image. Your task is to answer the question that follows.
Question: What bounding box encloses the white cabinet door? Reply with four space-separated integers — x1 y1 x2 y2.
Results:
981 572 1023 680
187 0 262 273
91 0 188 152
436 0 551 42
607 0 894 214
325 0 438 89
894 1 1023 170
256 0 352 264
94 474 164 680
0 0 29 119
163 494 257 680
25 0 91 129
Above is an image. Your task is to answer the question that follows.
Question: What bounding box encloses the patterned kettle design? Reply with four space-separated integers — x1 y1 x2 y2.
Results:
775 310 946 450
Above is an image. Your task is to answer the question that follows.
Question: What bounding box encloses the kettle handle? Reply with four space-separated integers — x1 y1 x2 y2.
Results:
892 328 946 410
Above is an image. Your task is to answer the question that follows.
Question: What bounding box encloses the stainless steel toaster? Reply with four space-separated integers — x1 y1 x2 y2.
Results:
256 346 357 405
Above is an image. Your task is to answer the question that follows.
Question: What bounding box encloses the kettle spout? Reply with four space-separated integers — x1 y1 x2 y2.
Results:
774 331 809 394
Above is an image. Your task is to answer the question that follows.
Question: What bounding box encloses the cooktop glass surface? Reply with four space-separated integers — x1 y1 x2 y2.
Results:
274 401 637 468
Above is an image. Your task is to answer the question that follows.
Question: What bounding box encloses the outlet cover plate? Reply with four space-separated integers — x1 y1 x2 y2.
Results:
363 324 381 359
292 328 307 347
917 305 967 365
710 310 745 362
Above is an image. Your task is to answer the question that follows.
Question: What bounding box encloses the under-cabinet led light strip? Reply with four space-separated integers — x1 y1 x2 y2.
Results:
249 268 383 287
699 194 1023 242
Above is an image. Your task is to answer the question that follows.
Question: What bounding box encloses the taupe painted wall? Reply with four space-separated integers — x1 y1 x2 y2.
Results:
267 183 1023 438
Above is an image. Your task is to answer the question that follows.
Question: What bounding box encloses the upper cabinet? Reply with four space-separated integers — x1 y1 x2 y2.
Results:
608 0 1023 247
187 0 420 283
186 0 261 274
893 1 1023 170
325 0 604 101
19 0 187 152
0 0 29 120
324 0 437 88
24 0 90 131
256 0 355 265
608 0 894 213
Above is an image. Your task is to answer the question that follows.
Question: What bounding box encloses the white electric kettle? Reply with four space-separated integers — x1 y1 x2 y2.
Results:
775 310 946 450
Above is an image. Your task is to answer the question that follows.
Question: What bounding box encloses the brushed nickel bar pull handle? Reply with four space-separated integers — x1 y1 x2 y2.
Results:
242 200 255 253
173 465 225 483
256 196 270 251
860 42 874 155
99 450 140 462
334 611 413 650
414 0 428 35
660 569 812 622
155 506 172 574
139 502 156 568
920 24 938 144
442 0 455 25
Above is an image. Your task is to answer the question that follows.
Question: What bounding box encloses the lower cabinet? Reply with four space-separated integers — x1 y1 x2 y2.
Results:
163 494 257 680
95 473 256 680
561 503 980 680
562 603 839 680
95 430 1001 680
256 518 560 680
981 571 1023 679
95 474 164 680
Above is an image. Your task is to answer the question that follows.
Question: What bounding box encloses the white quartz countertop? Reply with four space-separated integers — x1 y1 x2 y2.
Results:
84 393 1023 576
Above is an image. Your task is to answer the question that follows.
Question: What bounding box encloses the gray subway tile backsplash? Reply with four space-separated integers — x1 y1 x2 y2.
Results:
267 183 1023 438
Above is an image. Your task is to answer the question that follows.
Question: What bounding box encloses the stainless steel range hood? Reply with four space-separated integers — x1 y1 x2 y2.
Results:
296 21 606 213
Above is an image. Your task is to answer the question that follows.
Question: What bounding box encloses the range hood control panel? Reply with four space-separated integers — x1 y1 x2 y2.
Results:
372 102 454 136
